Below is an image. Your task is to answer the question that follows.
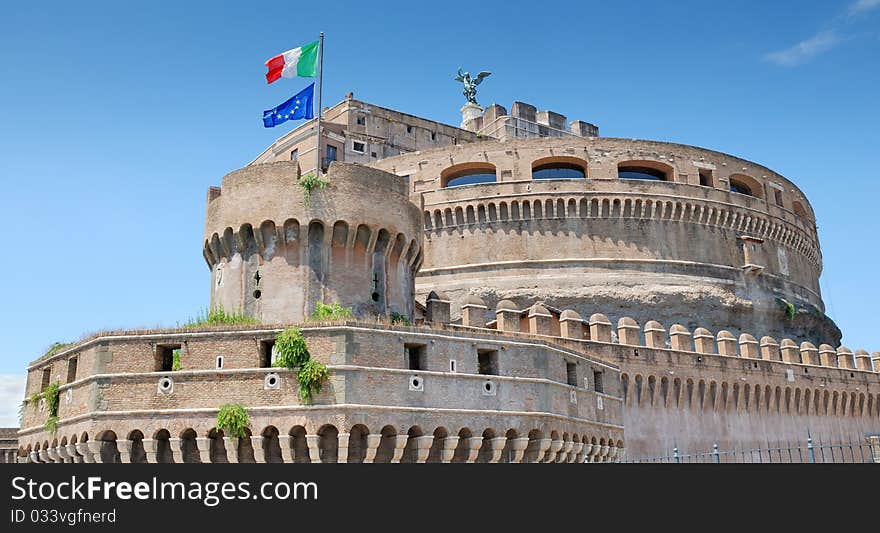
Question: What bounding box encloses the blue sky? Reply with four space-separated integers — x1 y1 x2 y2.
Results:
0 1 878 423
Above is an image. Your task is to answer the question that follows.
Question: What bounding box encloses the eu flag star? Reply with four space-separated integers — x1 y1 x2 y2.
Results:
261 82 314 128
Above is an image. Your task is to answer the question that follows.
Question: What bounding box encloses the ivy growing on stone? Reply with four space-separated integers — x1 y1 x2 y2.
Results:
272 326 330 404
216 403 250 439
273 327 311 369
298 172 329 206
297 360 329 404
41 381 60 435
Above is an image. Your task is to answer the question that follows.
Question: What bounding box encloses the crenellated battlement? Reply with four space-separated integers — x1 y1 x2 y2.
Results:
203 161 424 323
418 295 878 457
426 295 878 375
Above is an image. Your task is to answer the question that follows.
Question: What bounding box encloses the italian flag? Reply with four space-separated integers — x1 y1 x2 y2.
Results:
264 40 318 84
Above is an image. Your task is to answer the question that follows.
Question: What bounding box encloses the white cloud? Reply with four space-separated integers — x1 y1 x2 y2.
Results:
847 0 880 16
765 30 840 66
0 374 26 428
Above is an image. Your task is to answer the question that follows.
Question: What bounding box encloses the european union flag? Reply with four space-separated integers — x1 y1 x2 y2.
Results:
262 83 314 128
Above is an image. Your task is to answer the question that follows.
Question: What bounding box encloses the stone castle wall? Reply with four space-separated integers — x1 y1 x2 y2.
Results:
369 137 839 345
16 322 622 463
448 296 880 459
203 161 423 323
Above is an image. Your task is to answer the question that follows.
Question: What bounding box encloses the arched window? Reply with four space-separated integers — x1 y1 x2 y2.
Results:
531 157 587 180
617 161 672 182
792 200 809 219
441 163 497 188
728 174 764 199
729 179 752 196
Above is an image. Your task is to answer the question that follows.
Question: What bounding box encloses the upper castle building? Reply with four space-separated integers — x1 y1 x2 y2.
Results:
15 92 879 464
249 92 838 346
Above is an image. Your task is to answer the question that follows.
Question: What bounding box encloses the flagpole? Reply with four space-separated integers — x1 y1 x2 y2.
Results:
314 32 324 174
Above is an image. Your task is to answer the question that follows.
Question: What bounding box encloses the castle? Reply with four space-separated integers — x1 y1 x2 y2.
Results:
14 92 880 463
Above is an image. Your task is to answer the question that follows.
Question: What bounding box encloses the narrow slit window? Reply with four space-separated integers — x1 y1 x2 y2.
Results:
566 362 578 386
593 370 604 393
66 357 78 383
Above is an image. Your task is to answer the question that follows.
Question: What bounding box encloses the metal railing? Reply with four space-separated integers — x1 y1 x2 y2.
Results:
622 436 880 463
479 116 583 140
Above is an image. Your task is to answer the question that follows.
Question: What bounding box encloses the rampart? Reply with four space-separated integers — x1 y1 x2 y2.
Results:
16 321 622 464
432 295 879 458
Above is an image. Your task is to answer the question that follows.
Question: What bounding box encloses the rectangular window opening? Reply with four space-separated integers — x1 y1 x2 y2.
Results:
260 340 276 368
155 344 181 372
699 170 713 187
477 349 498 375
356 115 365 126
41 368 51 389
405 343 427 371
325 145 338 166
66 357 78 383
289 149 298 161
774 188 783 206
566 362 578 386
352 141 365 153
593 370 604 393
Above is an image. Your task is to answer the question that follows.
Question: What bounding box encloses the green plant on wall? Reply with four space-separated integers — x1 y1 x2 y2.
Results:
216 403 250 439
271 326 330 404
181 305 259 327
43 342 69 358
297 360 329 404
298 172 329 206
389 312 411 326
172 349 182 371
27 391 42 411
309 301 352 322
273 327 311 369
776 297 797 320
42 381 61 435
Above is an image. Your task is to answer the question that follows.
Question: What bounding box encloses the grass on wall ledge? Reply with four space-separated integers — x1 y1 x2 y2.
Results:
180 306 260 328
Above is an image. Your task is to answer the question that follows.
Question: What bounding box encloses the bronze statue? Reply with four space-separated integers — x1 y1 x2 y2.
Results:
455 68 491 105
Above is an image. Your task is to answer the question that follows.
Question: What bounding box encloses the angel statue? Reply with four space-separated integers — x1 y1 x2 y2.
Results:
454 68 491 105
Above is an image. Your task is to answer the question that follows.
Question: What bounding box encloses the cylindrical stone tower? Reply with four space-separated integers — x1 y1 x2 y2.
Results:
203 161 423 323
369 136 841 345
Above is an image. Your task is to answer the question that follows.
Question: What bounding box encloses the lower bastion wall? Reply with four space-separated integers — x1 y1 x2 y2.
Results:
444 296 880 459
17 323 622 463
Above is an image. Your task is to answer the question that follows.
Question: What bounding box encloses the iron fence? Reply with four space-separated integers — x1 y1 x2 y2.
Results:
622 436 880 463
